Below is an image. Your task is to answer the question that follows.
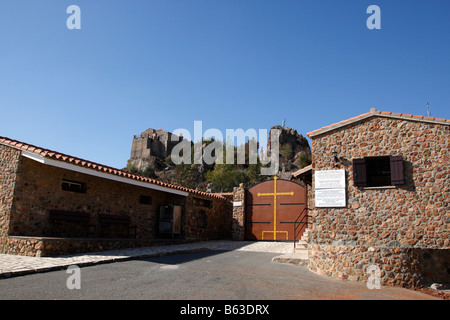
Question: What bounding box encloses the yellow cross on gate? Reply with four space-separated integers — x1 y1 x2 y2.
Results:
257 176 294 240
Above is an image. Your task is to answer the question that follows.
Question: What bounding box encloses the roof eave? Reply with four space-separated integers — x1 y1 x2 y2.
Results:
292 164 312 178
307 109 450 138
21 150 191 197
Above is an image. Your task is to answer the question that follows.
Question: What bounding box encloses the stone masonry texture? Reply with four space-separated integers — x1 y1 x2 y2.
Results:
308 116 449 288
0 147 232 257
0 145 21 245
232 187 245 240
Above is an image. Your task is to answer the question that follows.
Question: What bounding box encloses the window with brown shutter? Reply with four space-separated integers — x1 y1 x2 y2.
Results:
366 156 391 187
353 155 404 188
353 158 367 187
390 155 405 185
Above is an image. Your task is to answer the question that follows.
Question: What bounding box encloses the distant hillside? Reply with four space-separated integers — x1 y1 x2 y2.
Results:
124 126 311 192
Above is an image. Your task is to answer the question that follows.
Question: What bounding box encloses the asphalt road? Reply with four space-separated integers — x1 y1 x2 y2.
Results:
0 250 440 300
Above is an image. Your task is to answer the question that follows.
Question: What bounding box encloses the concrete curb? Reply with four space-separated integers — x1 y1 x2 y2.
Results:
272 253 309 267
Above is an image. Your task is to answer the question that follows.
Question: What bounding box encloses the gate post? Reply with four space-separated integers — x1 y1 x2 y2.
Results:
232 185 245 240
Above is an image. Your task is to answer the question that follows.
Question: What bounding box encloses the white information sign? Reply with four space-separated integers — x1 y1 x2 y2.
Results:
315 189 346 207
315 169 346 208
315 169 346 189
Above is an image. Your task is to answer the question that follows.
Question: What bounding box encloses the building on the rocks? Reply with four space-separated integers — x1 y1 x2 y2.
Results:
130 128 181 160
128 128 188 171
0 137 232 257
301 108 449 288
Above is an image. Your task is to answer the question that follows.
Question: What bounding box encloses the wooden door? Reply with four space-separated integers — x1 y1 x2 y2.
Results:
245 177 307 241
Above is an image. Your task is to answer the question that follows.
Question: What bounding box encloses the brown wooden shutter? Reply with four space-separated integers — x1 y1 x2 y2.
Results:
352 158 367 187
390 155 404 185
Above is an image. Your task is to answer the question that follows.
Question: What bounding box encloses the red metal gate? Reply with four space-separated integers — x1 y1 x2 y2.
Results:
245 177 307 241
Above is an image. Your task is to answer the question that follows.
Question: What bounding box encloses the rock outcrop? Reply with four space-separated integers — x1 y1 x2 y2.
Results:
127 125 311 184
127 128 188 172
267 125 312 179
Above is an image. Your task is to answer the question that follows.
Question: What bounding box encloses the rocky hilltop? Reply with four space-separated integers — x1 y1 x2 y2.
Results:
127 128 184 171
268 125 312 177
125 125 311 190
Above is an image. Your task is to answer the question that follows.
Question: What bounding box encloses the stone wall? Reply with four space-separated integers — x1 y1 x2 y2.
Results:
309 245 449 287
185 194 232 240
2 235 187 257
0 145 21 248
308 116 449 287
8 156 186 239
0 147 233 256
232 187 246 240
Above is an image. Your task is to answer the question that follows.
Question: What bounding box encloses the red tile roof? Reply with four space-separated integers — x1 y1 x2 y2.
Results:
292 164 312 177
215 192 234 198
0 136 225 199
307 108 450 138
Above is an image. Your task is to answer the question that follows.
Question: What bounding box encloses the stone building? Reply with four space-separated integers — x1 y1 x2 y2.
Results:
128 128 186 171
298 108 449 288
0 136 231 257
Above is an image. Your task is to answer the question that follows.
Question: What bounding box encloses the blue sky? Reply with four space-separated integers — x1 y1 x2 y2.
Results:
1 0 449 169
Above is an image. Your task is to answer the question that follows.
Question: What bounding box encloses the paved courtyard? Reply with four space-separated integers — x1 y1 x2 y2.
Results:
0 241 293 277
0 241 443 300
